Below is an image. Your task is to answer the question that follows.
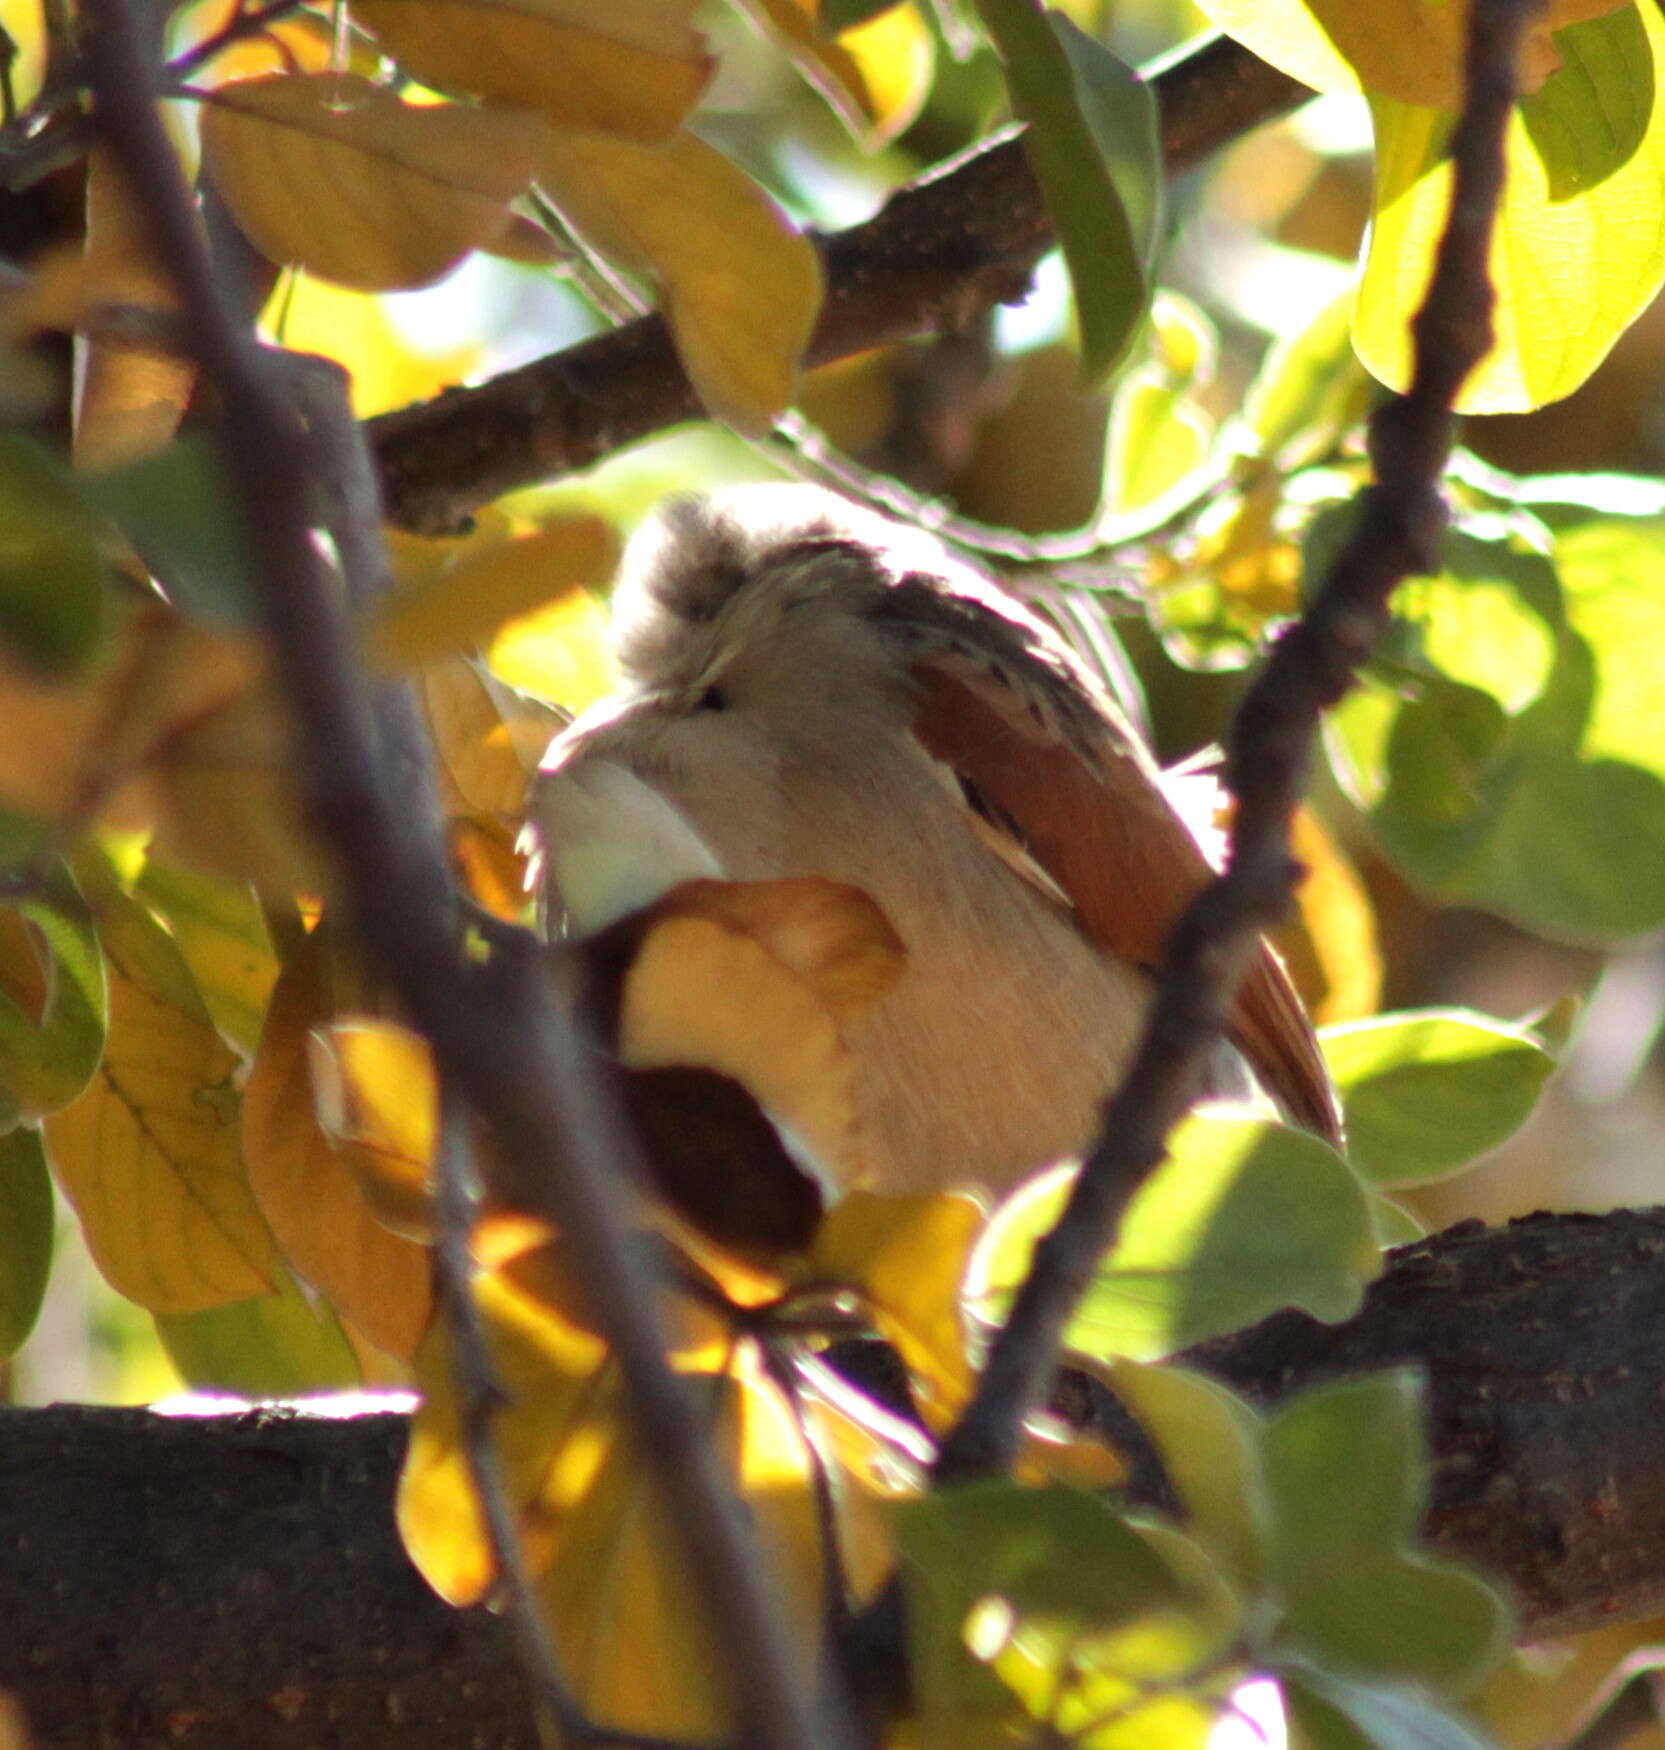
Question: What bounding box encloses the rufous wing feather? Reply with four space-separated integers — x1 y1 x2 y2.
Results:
907 653 1343 1147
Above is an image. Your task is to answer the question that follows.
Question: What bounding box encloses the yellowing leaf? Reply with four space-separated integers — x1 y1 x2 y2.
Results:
807 1190 984 1426
244 939 434 1359
351 0 712 139
450 816 535 920
738 0 934 146
199 73 543 291
1355 4 1665 413
1194 0 1628 106
1276 807 1383 1027
75 149 196 471
308 1017 440 1241
420 656 563 821
45 884 277 1313
370 516 618 672
538 129 824 433
487 587 615 711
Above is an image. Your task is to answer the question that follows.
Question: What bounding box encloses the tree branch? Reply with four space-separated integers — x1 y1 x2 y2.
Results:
78 9 850 1750
366 34 1310 534
6 1209 1665 1750
929 0 1537 1487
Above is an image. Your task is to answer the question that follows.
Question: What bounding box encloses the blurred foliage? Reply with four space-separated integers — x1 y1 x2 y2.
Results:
3 0 1665 1743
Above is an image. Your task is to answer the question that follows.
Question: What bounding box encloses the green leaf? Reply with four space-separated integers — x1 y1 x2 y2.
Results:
1239 291 1372 467
1282 1664 1496 1750
898 1483 1191 1748
0 435 109 676
818 0 900 31
0 858 109 1128
968 1114 1378 1363
0 1126 53 1360
81 438 260 629
1329 504 1665 942
1090 1361 1269 1591
155 1261 361 1397
1103 371 1214 517
973 3 1160 382
1263 1371 1424 1587
1355 5 1665 414
1323 1010 1556 1186
1279 1555 1512 1695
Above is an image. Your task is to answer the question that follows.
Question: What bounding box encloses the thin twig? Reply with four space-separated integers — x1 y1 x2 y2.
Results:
931 0 1542 1486
78 11 854 1750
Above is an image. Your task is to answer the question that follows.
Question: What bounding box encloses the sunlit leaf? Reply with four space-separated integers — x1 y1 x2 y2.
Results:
0 436 109 676
538 128 824 433
1193 0 1628 106
486 586 615 712
737 0 935 145
0 857 107 1128
370 517 618 673
351 0 712 139
75 148 195 472
968 1113 1377 1363
307 1016 440 1244
0 1127 53 1360
1275 806 1382 1027
134 860 279 1057
1238 290 1372 469
420 656 562 822
45 883 277 1313
155 1260 364 1397
245 937 434 1357
973 6 1160 382
1355 5 1665 414
807 1190 984 1425
1322 1010 1555 1186
199 73 543 291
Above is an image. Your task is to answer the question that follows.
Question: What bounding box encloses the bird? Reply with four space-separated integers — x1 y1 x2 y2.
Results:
530 482 1341 1203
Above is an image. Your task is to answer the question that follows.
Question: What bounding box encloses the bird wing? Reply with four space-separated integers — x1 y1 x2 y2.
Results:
881 582 1342 1146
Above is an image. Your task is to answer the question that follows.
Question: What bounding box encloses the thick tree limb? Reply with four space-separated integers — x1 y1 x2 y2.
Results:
367 35 1310 533
5 1211 1665 1749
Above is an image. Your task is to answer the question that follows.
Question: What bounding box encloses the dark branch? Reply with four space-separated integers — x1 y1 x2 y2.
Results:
7 1209 1665 1750
78 9 849 1750
366 34 1310 533
929 0 1540 1487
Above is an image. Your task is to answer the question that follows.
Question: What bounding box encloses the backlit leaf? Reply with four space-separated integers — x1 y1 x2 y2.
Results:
1275 806 1382 1027
0 857 107 1127
199 73 543 291
420 657 562 822
351 0 712 139
0 1127 53 1360
1322 1010 1555 1186
538 129 824 433
973 5 1160 382
967 1112 1377 1363
245 938 433 1358
45 884 276 1313
1354 5 1665 413
370 516 618 673
486 584 615 712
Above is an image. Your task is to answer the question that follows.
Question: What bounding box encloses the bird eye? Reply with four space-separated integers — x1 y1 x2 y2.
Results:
695 685 727 712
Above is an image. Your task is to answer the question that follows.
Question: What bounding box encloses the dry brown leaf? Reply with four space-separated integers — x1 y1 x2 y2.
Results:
244 934 434 1359
351 0 712 140
199 73 543 291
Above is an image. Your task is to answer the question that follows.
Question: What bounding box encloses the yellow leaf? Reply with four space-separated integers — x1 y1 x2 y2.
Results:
75 149 196 471
538 128 824 433
1194 0 1628 106
450 816 535 921
486 585 616 711
806 1190 984 1426
736 0 934 146
369 516 618 672
1356 5 1665 414
535 1360 822 1741
199 73 543 291
263 274 481 418
308 1016 440 1241
350 0 712 140
420 656 563 821
45 885 277 1313
1275 807 1382 1028
244 938 434 1359
400 1257 620 1605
